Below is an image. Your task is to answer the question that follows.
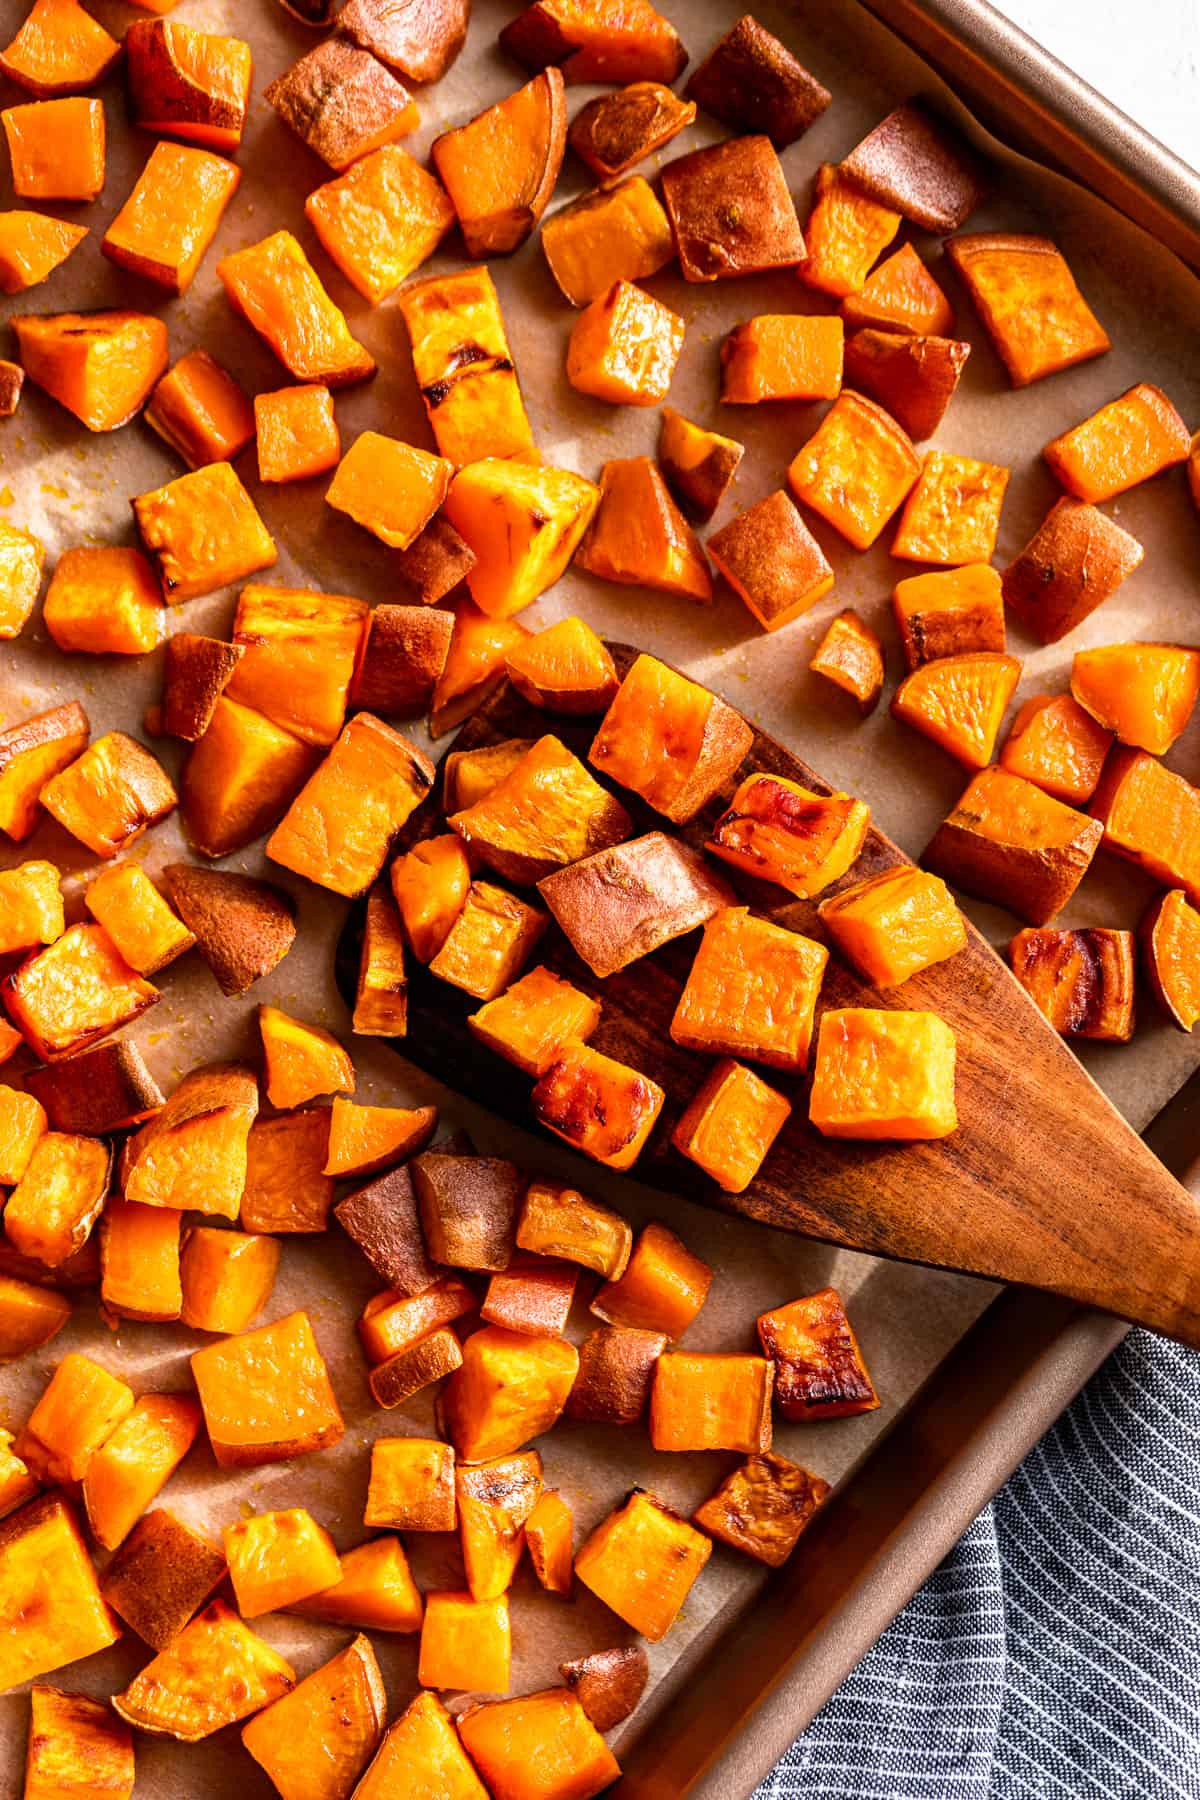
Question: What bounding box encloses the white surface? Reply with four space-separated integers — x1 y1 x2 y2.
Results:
997 0 1200 170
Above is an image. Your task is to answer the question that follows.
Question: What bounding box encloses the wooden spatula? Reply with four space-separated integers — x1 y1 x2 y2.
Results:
342 643 1200 1348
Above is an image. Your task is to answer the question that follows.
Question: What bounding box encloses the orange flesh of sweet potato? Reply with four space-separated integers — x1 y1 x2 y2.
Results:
40 731 176 858
0 1431 38 1518
650 1351 774 1453
413 1150 521 1270
242 1635 387 1800
0 520 43 638
433 69 566 259
133 461 277 603
456 1450 543 1599
259 1005 354 1110
24 1684 134 1800
672 1057 792 1194
146 349 254 470
124 1062 257 1217
160 634 245 741
576 458 710 602
359 1277 474 1363
721 313 844 403
504 616 618 716
391 835 472 963
841 242 954 336
482 1255 578 1336
15 310 168 430
1044 381 1190 502
0 210 87 294
1001 495 1144 645
224 1507 342 1617
449 734 632 885
100 1509 226 1651
569 80 694 184
444 1325 578 1461
566 1324 667 1424
541 175 674 307
180 1227 280 1334
354 1690 488 1800
757 1286 878 1420
567 278 685 406
398 267 536 470
892 450 1010 565
709 776 870 897
181 697 321 860
0 1496 120 1690
0 701 89 842
590 1220 711 1338
0 1236 98 1291
589 652 752 823
3 1130 110 1266
445 739 538 813
1141 889 1200 1031
0 1273 70 1359
81 1392 199 1550
843 327 970 440
338 0 470 85
657 405 744 523
533 1041 665 1170
84 863 193 975
817 864 967 989
1000 694 1113 805
2 98 105 202
1071 643 1200 756
99 1200 182 1323
219 230 375 387
788 389 920 549
811 608 886 711
470 965 601 1077
327 432 451 550
924 764 1104 925
693 1452 831 1567
0 0 120 95
526 1488 573 1593
4 923 159 1061
228 584 368 749
1010 927 1136 1042
574 1489 711 1641
684 13 829 147
946 231 1110 385
103 141 239 295
351 603 454 715
354 889 409 1037
268 40 418 174
420 1589 511 1691
113 1599 294 1741
255 385 340 484
241 1109 334 1233
431 601 530 738
17 1353 133 1485
671 906 829 1070
892 563 1006 669
324 1095 436 1177
446 459 599 620
368 1324 463 1408
660 134 805 281
459 1687 621 1800
501 0 686 83
288 1534 423 1631
799 163 901 298
429 880 546 1000
126 18 251 150
561 1644 649 1730
809 1007 958 1140
365 1437 457 1532
516 1180 632 1280
191 1309 344 1469
44 546 165 657
891 651 1022 769
0 860 62 956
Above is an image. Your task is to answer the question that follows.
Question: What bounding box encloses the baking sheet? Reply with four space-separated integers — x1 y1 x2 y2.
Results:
1 0 1199 1788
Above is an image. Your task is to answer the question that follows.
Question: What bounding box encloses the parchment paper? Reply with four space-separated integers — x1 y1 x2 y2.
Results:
2 0 1200 1787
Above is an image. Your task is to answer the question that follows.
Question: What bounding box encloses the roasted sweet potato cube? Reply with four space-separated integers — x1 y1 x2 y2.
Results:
0 520 43 639
224 1507 341 1619
0 1236 98 1292
661 135 805 282
98 1201 182 1324
133 461 276 604
429 881 547 1000
255 384 340 485
444 459 599 620
575 1489 710 1642
842 100 987 232
181 698 320 860
533 1042 665 1170
355 1691 487 1800
390 836 471 968
892 450 1010 565
561 1646 648 1733
432 69 565 259
4 924 159 1062
1045 381 1190 503
0 701 89 842
1000 694 1113 806
191 1309 343 1470
160 634 244 742
0 1274 70 1360
353 888 409 1037
590 654 752 823
327 432 451 552
100 1510 226 1650
103 140 239 296
84 864 193 976
126 18 251 151
112 1599 294 1741
413 1151 521 1271
0 211 87 295
721 314 843 404
590 1220 711 1337
0 1432 37 1517
481 1255 577 1337
470 967 600 1078
369 1325 463 1409
23 1684 134 1800
505 617 619 717
0 1496 119 1690
0 1084 46 1185
240 1110 334 1236
445 740 539 813
707 489 834 632
267 712 436 898
685 13 828 145
1090 750 1200 900
1141 889 1200 1031
1010 927 1135 1043
419 1589 510 1693
397 516 477 607
40 732 176 859
180 1227 280 1334
146 349 254 471
289 1535 423 1631
672 1058 791 1194
219 230 375 387
892 652 1022 769
500 0 685 82
267 40 417 174
924 765 1103 925
569 81 694 185
524 1488 573 1595
0 0 120 94
24 1041 162 1136
444 1325 577 1461
672 907 828 1071
17 1353 133 1485
162 865 296 999
242 1635 386 1799
810 609 886 712
398 267 535 470
1002 497 1143 646
818 864 966 989
456 1450 543 1600
324 1095 437 1178
125 1062 257 1219
799 163 900 298
15 308 169 430
43 546 165 658
844 328 970 440
359 1278 474 1364
1071 643 1200 756
946 232 1109 386
544 175 674 307
788 390 919 549
227 584 367 748
450 735 630 885
352 605 454 716
81 1392 198 1550
657 406 743 524
892 563 1006 670
431 602 531 737
538 832 731 982
841 242 955 337
516 1181 632 1281
2 97 105 202
694 1453 831 1566
337 0 469 84
709 776 870 896
576 458 710 601
0 361 23 417
809 1007 958 1140
0 860 62 957
366 1438 456 1532
757 1286 878 1420
651 1351 773 1453
567 277 684 406
566 1324 665 1426
459 1687 619 1799
259 1006 354 1112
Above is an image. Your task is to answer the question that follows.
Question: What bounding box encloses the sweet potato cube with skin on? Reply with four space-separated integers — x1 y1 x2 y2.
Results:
685 14 829 147
575 1489 711 1642
218 231 375 388
191 1310 343 1470
1001 695 1113 806
397 266 536 470
1044 381 1190 503
4 925 158 1062
946 232 1109 385
112 1599 294 1742
893 564 1006 670
23 1686 134 1800
591 1219 711 1338
1071 644 1200 756
661 135 805 282
892 451 1010 565
0 210 87 294
267 39 418 174
354 1691 488 1800
431 603 530 737
124 1062 258 1219
242 1636 386 1800
180 1228 280 1335
590 654 753 824
99 1510 226 1650
161 865 296 999
844 328 970 441
658 407 744 523
241 1110 334 1235
505 617 619 715
0 521 44 639
0 1084 48 1185
1142 890 1200 1031
327 433 451 551
267 712 436 898
160 634 244 741
40 733 175 859
421 1590 510 1691
569 81 694 185
459 1688 620 1800
517 1181 632 1281
721 314 844 404
707 489 834 633
1002 496 1143 646
891 652 1022 769
391 835 471 964
181 699 321 860
562 1647 649 1734
533 1042 665 1171
526 1488 573 1593
359 1278 474 1364
289 1535 422 1633
672 907 829 1070
433 69 565 260
227 585 368 748
482 1256 578 1336
125 18 250 151
445 459 599 620
457 1451 543 1600
567 278 684 406
368 1326 463 1410
0 701 89 842
757 1286 878 1421
324 1096 437 1179
672 1058 791 1194
2 1128 107 1267
470 967 601 1077
542 176 674 307
539 832 732 980
500 0 685 82
14 310 167 430
817 865 967 989
81 1393 199 1550
260 1006 354 1111
810 1009 958 1140
709 775 870 897
17 1353 133 1485
576 457 711 602
841 242 954 337
413 1151 522 1270
1010 927 1136 1043
84 864 194 975
694 1453 831 1567
2 97 104 202
145 350 254 471
0 861 62 956
429 882 547 1001
0 1496 119 1690
799 163 900 298
397 516 477 607
224 1508 341 1619
353 888 409 1037
365 1438 457 1533
98 1202 182 1323
133 462 276 604
789 390 920 549
842 100 987 232
811 609 886 712
925 766 1104 925
102 141 239 295
450 735 631 885
255 386 340 486
353 604 454 716
0 1433 37 1516
0 1275 70 1359
567 1325 665 1424
444 1326 578 1461
0 0 119 94
44 546 164 657
651 1352 773 1453
0 361 24 418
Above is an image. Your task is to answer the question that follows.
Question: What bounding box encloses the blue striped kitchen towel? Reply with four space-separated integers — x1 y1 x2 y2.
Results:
758 1328 1200 1799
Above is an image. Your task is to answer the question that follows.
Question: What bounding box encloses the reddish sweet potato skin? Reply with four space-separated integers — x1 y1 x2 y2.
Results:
338 0 470 83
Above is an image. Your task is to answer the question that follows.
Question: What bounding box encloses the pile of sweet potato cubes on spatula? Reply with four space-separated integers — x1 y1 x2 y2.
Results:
0 0 1198 1790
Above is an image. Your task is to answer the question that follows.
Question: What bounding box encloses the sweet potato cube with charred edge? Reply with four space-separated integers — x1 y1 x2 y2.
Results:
191 1310 343 1469
267 40 418 174
569 81 694 185
397 516 477 607
694 1453 831 1566
146 350 254 471
946 232 1109 386
799 163 900 299
98 1202 182 1323
397 267 535 470
267 712 436 898
817 865 967 989
218 230 375 387
539 831 733 981
590 1219 711 1337
81 1393 198 1549
125 1062 258 1218
445 739 538 813
459 1688 620 1799
0 520 43 639
84 864 193 975
242 1636 386 1798
844 328 970 441
3 1130 109 1267
575 1489 710 1642
892 652 1022 770
17 1353 133 1485
893 450 1010 565
925 765 1103 925
505 616 619 715
352 605 454 716
576 460 710 602
40 731 176 859
0 1275 70 1359
103 141 239 295
470 966 601 1077
533 1042 664 1170
542 175 674 308
1010 927 1135 1043
0 701 89 842
15 310 168 432
24 1042 160 1138
444 460 599 620
517 1181 632 1280
359 1277 474 1364
1002 497 1143 646
672 1058 791 1194
444 1326 578 1461
161 634 244 740
457 1450 543 1600
44 546 165 657
562 1645 649 1731
590 653 752 823
366 1439 457 1532
450 735 631 885
420 1590 511 1691
842 241 954 336
0 1496 119 1690
672 906 828 1070
289 1535 423 1632
721 314 844 404
324 1095 437 1178
809 1008 957 1140
112 1599 294 1741
1045 381 1190 503
432 69 565 259
482 1256 578 1336
181 1228 280 1334
0 0 119 94
161 865 296 999
843 100 988 231
811 609 885 712
1142 890 1200 1031
651 1352 773 1453
686 13 829 146
429 881 546 1000
369 1326 463 1409
391 835 471 965
893 564 1006 670
126 19 251 152
255 385 340 485
2 97 104 202
241 1110 334 1234
355 1691 488 1800
1000 694 1113 806
4 924 159 1061
0 361 23 417
0 860 62 956
526 1488 573 1593
431 604 530 738
100 1510 226 1650
567 1322 667 1425
500 0 685 82
228 585 368 748
413 1151 521 1270
339 0 469 83
661 135 805 281
181 698 321 860
23 1685 134 1800
327 433 452 551
708 775 869 896
1071 643 1200 756
0 1432 37 1516
0 211 87 295
658 406 743 524
353 888 409 1037
788 390 919 549
224 1508 341 1618
1091 751 1200 901
567 278 684 405
133 462 277 604
758 1286 878 1420
260 1005 354 1111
